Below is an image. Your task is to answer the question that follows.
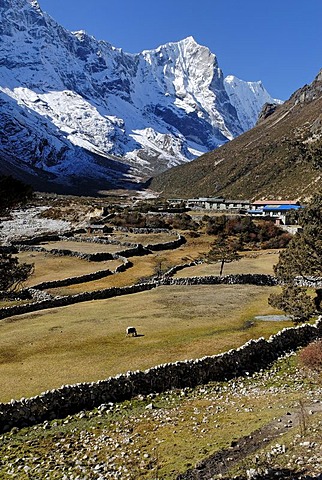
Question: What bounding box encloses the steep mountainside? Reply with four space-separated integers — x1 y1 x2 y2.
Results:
150 70 322 200
0 0 279 193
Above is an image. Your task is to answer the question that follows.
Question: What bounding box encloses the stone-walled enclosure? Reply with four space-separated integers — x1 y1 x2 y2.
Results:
0 274 278 321
1 227 316 434
0 318 321 434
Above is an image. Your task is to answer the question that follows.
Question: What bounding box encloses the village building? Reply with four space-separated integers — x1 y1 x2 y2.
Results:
86 224 113 234
169 197 251 212
168 197 303 226
247 200 302 225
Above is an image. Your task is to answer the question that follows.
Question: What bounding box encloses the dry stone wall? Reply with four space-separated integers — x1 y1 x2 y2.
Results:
0 274 278 321
0 282 157 320
0 318 321 433
158 274 279 286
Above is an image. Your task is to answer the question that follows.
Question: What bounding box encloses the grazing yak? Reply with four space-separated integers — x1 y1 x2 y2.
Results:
126 326 137 337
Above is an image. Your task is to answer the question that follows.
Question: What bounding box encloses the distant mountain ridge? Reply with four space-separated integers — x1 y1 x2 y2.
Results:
0 0 280 193
150 69 322 200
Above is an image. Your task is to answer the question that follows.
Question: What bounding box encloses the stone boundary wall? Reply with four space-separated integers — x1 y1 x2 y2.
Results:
55 230 187 253
12 231 82 246
59 235 139 248
158 274 279 287
0 282 157 321
146 234 186 251
163 260 203 277
115 227 171 234
15 232 185 260
0 318 321 433
28 256 133 291
0 274 278 321
17 244 121 262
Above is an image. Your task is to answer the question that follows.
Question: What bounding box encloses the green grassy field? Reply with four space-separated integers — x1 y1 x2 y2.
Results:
1 222 318 478
0 232 290 403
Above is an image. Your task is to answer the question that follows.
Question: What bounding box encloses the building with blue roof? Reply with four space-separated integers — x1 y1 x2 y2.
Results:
248 202 303 225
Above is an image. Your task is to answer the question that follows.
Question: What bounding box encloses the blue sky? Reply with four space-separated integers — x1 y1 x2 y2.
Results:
37 0 322 100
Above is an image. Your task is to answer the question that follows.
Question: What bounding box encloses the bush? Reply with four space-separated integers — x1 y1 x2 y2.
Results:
268 284 315 324
299 339 322 372
170 213 198 231
203 215 291 250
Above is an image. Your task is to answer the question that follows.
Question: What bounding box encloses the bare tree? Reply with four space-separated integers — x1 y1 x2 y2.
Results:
207 235 241 276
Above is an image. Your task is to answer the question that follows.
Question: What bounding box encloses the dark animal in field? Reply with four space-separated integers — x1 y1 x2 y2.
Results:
126 326 137 337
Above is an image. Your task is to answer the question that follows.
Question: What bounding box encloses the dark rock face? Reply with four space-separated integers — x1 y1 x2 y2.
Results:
257 102 279 123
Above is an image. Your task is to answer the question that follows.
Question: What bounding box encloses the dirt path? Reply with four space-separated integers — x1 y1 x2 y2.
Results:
177 402 322 479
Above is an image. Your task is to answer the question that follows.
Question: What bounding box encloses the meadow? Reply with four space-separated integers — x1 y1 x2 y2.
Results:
0 280 288 402
0 228 289 402
1 215 318 479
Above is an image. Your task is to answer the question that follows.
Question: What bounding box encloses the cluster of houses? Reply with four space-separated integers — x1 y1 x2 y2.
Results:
168 197 302 226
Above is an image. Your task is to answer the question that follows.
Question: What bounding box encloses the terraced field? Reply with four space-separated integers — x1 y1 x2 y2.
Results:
0 227 289 402
1 210 321 480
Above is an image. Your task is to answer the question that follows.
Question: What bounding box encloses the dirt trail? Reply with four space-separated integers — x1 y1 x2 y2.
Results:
177 402 322 479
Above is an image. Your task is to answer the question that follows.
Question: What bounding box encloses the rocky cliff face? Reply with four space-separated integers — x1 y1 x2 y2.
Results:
0 0 280 193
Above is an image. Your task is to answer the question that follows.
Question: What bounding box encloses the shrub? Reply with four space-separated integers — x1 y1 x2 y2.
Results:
170 213 198 230
299 339 322 372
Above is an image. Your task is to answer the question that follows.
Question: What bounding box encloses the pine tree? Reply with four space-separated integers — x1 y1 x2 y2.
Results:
269 194 322 323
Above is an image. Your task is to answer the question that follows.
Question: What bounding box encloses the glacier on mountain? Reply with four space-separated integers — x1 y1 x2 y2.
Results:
0 0 281 192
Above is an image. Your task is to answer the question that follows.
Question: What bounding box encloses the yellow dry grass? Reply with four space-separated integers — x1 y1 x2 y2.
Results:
18 251 121 287
0 283 287 402
175 250 279 277
109 231 177 245
0 232 288 402
42 233 210 295
41 240 126 254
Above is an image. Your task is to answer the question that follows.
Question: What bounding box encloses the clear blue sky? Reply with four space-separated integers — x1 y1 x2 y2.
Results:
37 0 322 100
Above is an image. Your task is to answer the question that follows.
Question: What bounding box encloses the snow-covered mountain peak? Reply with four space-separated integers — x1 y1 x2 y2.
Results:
28 0 41 10
0 0 282 193
224 75 283 131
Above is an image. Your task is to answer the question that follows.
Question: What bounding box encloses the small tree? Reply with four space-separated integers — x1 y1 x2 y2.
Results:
270 194 322 323
207 235 241 276
0 252 34 296
268 284 315 323
0 176 34 297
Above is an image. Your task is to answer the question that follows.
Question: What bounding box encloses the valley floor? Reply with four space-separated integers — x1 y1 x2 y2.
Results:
1 199 321 478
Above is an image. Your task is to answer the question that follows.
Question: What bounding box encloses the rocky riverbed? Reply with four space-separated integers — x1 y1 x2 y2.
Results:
0 207 71 243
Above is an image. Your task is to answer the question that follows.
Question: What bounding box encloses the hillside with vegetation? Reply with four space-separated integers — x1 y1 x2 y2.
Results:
150 70 322 200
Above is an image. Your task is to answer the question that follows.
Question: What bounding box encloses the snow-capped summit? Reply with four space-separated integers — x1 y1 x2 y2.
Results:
224 75 283 131
0 0 281 193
